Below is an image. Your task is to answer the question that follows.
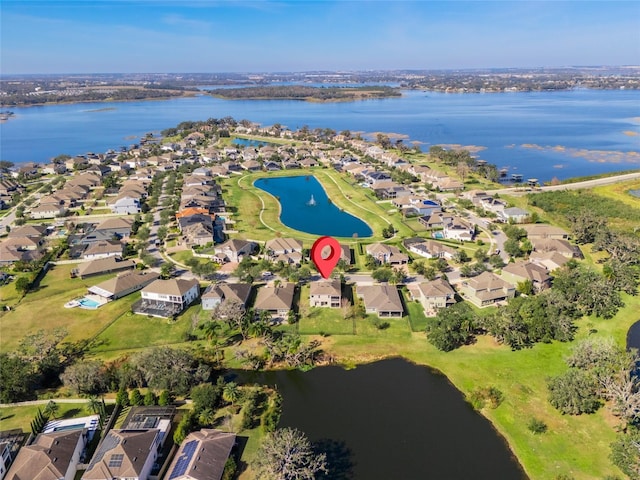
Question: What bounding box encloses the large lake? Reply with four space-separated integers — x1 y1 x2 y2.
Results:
1 89 639 182
254 175 372 238
235 358 527 479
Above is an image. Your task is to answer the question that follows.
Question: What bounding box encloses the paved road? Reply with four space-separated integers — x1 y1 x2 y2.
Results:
494 171 640 196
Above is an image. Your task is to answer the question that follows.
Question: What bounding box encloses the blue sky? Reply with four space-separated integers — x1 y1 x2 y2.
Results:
2 1 639 74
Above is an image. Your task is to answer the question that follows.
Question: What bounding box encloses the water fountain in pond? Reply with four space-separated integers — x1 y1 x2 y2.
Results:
307 194 317 206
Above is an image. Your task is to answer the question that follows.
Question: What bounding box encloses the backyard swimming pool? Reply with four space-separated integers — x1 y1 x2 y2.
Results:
79 297 101 309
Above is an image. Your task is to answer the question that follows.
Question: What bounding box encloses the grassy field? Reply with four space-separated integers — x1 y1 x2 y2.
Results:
315 293 640 479
0 403 94 431
0 264 139 353
220 168 414 243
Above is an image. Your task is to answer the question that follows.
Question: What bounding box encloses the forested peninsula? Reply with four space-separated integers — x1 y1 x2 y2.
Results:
207 85 402 102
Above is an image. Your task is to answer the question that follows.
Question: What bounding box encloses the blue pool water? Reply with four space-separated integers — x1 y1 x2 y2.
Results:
254 175 373 238
432 231 444 239
80 297 100 308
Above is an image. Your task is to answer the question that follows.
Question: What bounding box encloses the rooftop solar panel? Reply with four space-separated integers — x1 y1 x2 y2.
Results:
108 453 124 468
168 440 198 479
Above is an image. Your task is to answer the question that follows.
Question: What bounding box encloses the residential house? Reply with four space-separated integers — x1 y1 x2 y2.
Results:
461 271 516 307
213 239 256 263
501 261 552 292
241 159 262 172
109 195 141 215
201 282 252 311
499 207 530 223
403 238 456 260
183 223 214 247
6 429 86 480
529 238 583 259
164 429 236 480
8 224 47 244
521 224 570 240
82 240 123 260
356 285 404 317
254 283 295 320
365 243 408 266
309 278 342 308
410 278 456 315
265 237 303 264
88 271 160 301
418 212 454 229
392 197 441 217
529 251 570 272
82 429 160 480
135 278 201 318
29 202 66 219
374 184 411 200
93 217 134 240
74 257 136 279
442 217 474 241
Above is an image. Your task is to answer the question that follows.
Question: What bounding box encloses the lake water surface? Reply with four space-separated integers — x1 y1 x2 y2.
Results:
1 89 638 182
235 358 527 479
254 175 372 238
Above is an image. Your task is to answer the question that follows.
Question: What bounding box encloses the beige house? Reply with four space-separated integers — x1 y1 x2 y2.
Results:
82 240 123 260
74 257 136 279
365 243 408 266
165 429 236 480
254 283 295 320
201 282 252 311
213 239 256 263
410 278 456 315
309 278 342 308
461 271 515 307
521 224 570 240
82 429 160 480
530 238 583 259
265 238 304 264
501 261 552 292
135 278 201 318
88 270 160 301
6 429 86 480
529 251 570 272
404 238 456 260
356 285 404 317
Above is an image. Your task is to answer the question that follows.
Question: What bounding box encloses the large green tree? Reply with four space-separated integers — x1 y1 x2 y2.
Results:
425 303 476 352
0 353 36 402
251 427 327 480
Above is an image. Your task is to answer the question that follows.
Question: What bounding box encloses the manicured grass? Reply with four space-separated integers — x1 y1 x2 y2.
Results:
317 294 640 479
0 264 138 353
0 403 93 432
89 304 209 358
405 296 429 332
220 168 413 242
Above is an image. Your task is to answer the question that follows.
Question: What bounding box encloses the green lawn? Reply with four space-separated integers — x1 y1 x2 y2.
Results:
0 264 139 353
319 294 640 479
0 403 93 432
220 168 413 243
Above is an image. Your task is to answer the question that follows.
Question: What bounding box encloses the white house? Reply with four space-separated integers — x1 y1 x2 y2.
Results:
137 278 201 318
109 196 141 215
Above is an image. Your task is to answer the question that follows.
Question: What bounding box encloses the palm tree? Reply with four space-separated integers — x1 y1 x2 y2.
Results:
198 408 216 426
222 382 241 406
200 320 222 341
44 400 59 420
87 396 101 415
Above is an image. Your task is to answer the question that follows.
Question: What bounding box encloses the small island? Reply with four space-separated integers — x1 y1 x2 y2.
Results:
207 84 402 102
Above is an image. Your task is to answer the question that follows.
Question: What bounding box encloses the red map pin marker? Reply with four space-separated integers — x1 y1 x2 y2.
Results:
311 236 341 279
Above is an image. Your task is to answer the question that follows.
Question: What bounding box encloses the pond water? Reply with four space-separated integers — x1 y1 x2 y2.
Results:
254 175 373 238
626 320 640 351
235 358 526 479
231 137 277 148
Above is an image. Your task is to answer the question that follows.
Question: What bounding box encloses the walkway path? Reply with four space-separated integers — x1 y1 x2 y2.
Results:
495 171 640 196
